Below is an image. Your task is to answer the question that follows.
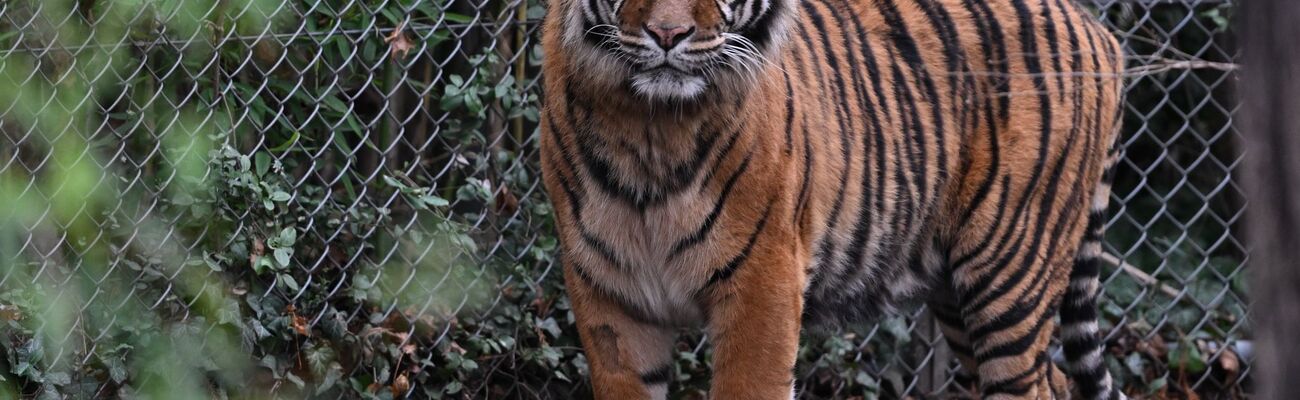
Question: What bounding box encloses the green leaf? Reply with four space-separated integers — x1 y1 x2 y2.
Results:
444 381 463 394
537 317 561 339
1168 339 1207 374
44 372 70 386
1124 352 1146 376
420 194 449 208
254 257 275 275
268 131 301 152
279 227 297 245
285 371 305 388
255 152 271 177
383 175 409 190
107 358 128 383
316 364 344 395
1146 377 1167 394
854 370 878 388
443 13 473 23
274 248 292 268
322 96 349 114
279 274 300 292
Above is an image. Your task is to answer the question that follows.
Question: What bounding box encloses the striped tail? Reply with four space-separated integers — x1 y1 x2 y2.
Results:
1060 139 1125 400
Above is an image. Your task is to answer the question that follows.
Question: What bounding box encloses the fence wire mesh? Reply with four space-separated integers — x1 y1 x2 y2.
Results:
0 0 1244 398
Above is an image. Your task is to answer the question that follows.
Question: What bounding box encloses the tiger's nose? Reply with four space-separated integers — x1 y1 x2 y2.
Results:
644 24 695 50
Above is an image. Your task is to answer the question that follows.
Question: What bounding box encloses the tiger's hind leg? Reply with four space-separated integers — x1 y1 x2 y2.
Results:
931 276 1070 399
948 251 1074 400
944 201 1086 399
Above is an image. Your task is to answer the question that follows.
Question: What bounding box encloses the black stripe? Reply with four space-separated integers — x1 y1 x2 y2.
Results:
735 0 783 51
669 150 755 259
787 48 815 228
705 199 776 287
980 353 1048 396
973 300 1056 362
783 70 796 152
932 306 967 331
1039 0 1066 100
965 106 1090 319
950 173 1015 294
698 125 746 189
964 185 1087 338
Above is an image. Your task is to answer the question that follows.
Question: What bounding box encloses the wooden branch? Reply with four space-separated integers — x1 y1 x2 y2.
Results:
1098 252 1184 299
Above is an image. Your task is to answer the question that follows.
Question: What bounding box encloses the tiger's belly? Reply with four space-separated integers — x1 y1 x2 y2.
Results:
800 236 943 327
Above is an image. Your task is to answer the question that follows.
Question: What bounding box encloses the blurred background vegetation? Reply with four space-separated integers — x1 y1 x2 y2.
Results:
0 0 1245 398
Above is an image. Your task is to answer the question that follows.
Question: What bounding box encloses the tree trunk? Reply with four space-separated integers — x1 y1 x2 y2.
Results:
1240 2 1300 398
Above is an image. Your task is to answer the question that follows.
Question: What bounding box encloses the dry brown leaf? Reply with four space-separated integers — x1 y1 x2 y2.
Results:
384 20 413 60
252 39 281 67
0 305 21 321
390 373 411 397
1137 334 1168 359
292 316 310 336
290 310 311 337
1180 378 1202 400
1219 347 1241 380
495 186 519 215
250 238 265 268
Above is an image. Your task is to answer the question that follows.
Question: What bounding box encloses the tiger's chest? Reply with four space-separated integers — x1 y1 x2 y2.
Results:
574 182 732 325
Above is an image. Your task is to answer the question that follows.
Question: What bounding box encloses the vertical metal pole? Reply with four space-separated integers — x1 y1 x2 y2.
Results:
1240 1 1300 399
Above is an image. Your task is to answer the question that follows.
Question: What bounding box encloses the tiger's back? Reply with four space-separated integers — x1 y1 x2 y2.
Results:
540 0 1125 397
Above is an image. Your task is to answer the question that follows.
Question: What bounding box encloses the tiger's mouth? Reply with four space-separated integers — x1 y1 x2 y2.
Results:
629 65 708 101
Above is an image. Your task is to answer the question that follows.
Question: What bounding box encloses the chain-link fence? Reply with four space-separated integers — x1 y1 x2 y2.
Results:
0 0 1244 398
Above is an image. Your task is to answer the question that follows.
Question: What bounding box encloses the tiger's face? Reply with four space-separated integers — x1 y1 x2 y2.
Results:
562 0 792 101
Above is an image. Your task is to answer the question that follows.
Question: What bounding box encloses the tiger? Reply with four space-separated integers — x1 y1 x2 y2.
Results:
538 0 1125 396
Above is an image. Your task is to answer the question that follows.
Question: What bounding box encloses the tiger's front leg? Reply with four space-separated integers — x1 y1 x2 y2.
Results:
701 230 805 400
563 265 677 400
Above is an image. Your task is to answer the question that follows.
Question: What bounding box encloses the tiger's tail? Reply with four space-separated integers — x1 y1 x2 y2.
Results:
1060 136 1125 400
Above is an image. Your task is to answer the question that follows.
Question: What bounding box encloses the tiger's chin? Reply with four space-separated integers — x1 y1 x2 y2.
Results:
629 68 708 102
